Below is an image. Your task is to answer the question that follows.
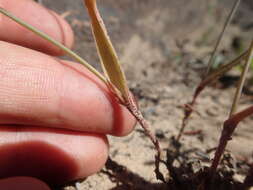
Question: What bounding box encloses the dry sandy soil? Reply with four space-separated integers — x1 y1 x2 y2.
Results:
41 0 253 189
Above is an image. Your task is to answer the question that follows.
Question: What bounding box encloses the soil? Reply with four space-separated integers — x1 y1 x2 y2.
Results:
42 0 253 189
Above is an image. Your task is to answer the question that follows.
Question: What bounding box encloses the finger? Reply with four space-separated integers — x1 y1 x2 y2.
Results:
0 41 136 136
0 126 109 184
0 177 51 190
0 0 74 55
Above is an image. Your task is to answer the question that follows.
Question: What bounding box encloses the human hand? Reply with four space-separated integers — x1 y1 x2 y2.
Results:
0 0 135 188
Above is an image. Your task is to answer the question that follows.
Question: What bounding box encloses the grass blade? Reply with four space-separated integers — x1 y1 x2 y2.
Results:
83 0 129 101
229 40 253 116
196 50 248 99
211 105 253 171
0 7 107 84
177 0 242 141
211 40 253 172
177 50 248 141
205 0 241 76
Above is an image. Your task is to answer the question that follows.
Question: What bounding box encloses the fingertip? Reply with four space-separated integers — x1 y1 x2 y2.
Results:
0 127 109 184
121 109 137 136
105 90 137 137
58 60 137 136
76 134 109 178
112 105 137 137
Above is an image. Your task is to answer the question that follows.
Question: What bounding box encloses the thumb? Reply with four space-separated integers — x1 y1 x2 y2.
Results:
0 177 51 190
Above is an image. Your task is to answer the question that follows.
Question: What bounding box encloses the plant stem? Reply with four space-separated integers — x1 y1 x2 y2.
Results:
0 7 107 85
0 6 165 180
211 105 253 171
0 5 165 182
124 99 165 182
211 41 253 172
205 0 241 76
177 0 243 141
176 50 248 141
176 103 193 141
230 40 253 116
83 0 164 181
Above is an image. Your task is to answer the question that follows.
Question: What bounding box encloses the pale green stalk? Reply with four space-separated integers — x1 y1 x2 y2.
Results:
0 7 107 84
230 40 253 116
205 0 241 76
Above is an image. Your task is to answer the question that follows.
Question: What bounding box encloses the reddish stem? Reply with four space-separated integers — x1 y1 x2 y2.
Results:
124 99 165 182
177 51 248 141
176 86 202 141
211 105 253 172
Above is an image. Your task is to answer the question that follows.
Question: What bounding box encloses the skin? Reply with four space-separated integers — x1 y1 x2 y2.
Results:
0 0 136 188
